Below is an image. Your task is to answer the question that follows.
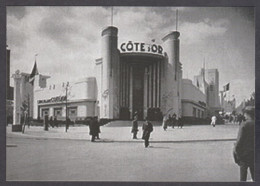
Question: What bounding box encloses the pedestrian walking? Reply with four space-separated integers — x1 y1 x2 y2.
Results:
54 116 58 127
177 115 183 128
142 117 153 148
89 117 99 142
233 106 255 181
65 117 71 132
162 115 168 131
22 109 29 133
171 113 176 128
131 117 139 139
95 117 101 139
44 115 49 131
49 116 54 128
133 111 138 120
211 115 217 127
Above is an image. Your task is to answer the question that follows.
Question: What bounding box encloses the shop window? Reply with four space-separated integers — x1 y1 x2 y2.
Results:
42 108 49 117
54 108 62 117
201 111 204 118
198 110 201 118
68 107 77 117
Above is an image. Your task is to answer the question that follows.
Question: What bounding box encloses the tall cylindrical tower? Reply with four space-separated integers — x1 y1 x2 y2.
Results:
100 26 120 119
162 31 182 116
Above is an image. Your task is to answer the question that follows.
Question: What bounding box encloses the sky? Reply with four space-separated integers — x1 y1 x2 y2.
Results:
7 6 255 106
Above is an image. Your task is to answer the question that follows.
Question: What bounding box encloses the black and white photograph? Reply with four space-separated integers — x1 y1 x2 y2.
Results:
5 5 256 182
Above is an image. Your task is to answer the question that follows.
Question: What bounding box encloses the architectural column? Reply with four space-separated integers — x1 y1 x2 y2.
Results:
100 26 119 119
157 61 161 107
12 70 22 132
129 66 133 117
153 62 156 107
143 66 148 118
148 65 152 108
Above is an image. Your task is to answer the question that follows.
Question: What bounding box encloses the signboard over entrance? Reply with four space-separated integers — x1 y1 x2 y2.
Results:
120 41 163 55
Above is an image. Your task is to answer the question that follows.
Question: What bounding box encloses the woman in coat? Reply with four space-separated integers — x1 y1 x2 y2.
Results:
131 117 138 139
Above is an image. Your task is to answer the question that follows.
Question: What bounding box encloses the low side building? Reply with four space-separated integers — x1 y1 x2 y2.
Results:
181 79 207 119
33 76 97 121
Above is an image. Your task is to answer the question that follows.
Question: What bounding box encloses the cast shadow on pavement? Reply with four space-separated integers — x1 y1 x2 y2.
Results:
148 146 170 149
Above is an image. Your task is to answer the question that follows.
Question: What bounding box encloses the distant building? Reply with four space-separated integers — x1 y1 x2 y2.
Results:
194 68 221 117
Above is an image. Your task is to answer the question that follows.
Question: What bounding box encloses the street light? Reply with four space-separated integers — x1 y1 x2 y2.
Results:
65 82 69 132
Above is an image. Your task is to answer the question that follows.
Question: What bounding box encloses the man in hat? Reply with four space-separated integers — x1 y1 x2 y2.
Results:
142 117 153 148
233 106 255 181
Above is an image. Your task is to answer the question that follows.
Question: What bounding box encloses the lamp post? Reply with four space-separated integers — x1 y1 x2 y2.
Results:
65 82 69 132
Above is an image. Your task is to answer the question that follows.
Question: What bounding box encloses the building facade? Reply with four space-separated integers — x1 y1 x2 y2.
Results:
12 26 220 124
95 27 182 120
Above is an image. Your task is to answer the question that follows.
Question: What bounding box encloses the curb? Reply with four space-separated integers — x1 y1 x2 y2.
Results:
7 133 236 143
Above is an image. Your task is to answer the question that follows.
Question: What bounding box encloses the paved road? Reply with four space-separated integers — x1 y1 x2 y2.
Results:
6 136 247 182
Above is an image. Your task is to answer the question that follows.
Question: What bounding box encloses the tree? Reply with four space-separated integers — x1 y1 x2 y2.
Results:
245 92 255 107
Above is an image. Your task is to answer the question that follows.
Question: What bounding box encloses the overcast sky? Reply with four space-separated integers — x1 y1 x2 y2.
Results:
7 6 254 105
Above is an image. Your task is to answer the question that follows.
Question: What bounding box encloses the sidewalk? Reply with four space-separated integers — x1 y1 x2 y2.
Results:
6 122 239 143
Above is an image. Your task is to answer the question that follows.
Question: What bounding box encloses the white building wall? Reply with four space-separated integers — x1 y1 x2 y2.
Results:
77 105 87 117
33 77 97 119
182 102 192 117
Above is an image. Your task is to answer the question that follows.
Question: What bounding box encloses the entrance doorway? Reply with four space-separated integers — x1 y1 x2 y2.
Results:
132 66 144 120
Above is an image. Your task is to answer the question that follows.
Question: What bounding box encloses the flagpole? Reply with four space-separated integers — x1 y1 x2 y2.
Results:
176 9 178 31
111 6 113 26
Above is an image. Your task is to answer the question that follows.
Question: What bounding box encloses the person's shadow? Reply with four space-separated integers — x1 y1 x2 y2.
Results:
148 146 170 149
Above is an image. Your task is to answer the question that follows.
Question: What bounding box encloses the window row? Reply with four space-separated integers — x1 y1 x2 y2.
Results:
192 107 204 118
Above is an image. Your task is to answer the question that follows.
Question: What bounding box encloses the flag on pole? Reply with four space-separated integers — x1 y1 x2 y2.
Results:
29 61 39 79
223 83 230 92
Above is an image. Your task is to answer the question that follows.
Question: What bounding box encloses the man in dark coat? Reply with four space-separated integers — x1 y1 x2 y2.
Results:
95 117 101 139
142 117 153 148
131 117 138 139
89 117 98 142
233 106 255 181
172 113 176 128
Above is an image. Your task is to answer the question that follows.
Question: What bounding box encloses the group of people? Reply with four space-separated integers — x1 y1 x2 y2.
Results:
131 116 154 148
43 115 60 131
162 113 183 131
